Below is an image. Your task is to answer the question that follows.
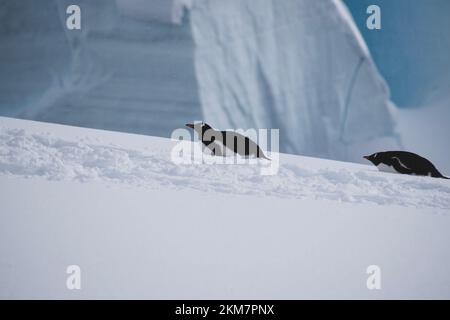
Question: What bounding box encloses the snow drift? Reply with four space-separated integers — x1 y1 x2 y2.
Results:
0 117 448 211
0 117 449 299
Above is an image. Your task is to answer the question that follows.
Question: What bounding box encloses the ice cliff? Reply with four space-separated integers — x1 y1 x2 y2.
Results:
0 0 399 162
191 0 399 160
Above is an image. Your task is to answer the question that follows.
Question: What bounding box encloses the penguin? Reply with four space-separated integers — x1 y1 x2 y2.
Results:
186 122 271 160
363 151 449 179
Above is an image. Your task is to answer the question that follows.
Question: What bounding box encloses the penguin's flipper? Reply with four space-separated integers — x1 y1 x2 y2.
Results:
203 141 224 156
391 157 414 174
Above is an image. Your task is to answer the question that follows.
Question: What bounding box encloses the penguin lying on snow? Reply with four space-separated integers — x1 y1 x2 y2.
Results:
364 151 448 179
186 122 271 160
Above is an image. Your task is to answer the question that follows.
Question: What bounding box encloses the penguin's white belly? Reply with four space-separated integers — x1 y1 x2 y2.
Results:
377 163 400 174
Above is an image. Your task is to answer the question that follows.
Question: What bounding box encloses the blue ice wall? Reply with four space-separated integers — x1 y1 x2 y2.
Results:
0 0 201 137
344 0 450 107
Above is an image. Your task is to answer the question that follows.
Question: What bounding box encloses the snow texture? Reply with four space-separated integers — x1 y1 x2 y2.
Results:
1 117 450 299
1 117 448 212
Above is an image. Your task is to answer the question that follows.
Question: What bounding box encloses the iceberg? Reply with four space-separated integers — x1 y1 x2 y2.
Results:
344 0 450 106
191 0 399 161
116 0 193 25
1 0 202 138
0 0 399 163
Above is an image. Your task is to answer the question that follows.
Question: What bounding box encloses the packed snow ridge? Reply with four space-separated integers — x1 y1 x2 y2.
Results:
0 117 449 212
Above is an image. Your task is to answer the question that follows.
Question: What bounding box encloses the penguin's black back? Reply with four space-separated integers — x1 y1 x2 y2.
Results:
200 126 265 157
380 151 446 178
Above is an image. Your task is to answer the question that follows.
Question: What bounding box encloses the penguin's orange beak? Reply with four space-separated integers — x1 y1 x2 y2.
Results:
363 155 369 160
186 123 194 129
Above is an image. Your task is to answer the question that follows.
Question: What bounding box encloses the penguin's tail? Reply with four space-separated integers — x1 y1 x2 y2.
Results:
437 171 450 179
255 146 271 161
259 153 272 161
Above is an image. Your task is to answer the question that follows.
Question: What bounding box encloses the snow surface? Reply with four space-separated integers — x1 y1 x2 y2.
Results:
1 117 448 211
1 117 450 299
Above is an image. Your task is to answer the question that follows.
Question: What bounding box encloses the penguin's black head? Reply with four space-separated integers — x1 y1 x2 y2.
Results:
363 152 383 166
185 122 213 137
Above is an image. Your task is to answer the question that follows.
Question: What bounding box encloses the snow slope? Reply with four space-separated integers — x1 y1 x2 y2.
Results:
1 117 448 211
1 117 450 299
